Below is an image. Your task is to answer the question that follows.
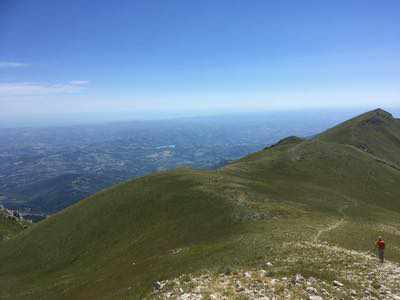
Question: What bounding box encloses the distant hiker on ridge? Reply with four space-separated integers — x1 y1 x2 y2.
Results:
376 236 385 263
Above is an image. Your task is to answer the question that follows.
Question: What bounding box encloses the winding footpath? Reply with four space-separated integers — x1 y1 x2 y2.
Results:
151 202 400 299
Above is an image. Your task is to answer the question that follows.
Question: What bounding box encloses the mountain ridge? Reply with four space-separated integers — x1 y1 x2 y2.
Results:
316 108 400 166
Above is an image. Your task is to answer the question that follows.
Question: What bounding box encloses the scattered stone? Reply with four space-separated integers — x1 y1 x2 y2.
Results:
308 277 317 285
180 293 202 300
333 280 344 287
293 274 305 285
321 288 330 296
152 242 400 299
309 296 323 300
306 286 318 295
153 281 164 291
169 248 184 255
235 281 244 292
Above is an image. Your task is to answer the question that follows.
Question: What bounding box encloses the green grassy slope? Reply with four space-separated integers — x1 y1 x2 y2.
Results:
1 109 400 299
318 108 400 166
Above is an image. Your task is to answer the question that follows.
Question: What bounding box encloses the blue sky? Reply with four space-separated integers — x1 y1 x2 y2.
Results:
0 0 399 120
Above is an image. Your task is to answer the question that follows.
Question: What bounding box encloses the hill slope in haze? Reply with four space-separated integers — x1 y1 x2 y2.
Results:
1 109 400 299
0 207 30 241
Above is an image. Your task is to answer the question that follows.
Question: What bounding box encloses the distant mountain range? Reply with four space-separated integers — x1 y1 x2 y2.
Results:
1 109 400 299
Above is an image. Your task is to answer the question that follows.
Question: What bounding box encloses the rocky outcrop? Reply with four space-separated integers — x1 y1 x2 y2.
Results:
151 242 400 299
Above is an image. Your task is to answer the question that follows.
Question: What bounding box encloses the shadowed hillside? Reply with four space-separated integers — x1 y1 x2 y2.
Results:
1 109 400 299
0 208 30 241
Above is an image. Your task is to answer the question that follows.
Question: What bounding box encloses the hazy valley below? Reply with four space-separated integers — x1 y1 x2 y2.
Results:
0 109 372 219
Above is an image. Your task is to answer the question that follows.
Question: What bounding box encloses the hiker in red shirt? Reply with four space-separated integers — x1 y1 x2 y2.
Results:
376 236 385 263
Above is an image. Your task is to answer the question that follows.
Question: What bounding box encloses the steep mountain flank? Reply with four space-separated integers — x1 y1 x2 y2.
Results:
317 108 400 166
1 109 400 299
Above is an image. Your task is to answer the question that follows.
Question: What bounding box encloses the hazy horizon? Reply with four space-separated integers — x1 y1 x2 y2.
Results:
1 106 399 129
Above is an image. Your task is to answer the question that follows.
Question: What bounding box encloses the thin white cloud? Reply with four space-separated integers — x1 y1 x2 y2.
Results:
0 81 89 97
0 62 29 68
69 80 90 85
